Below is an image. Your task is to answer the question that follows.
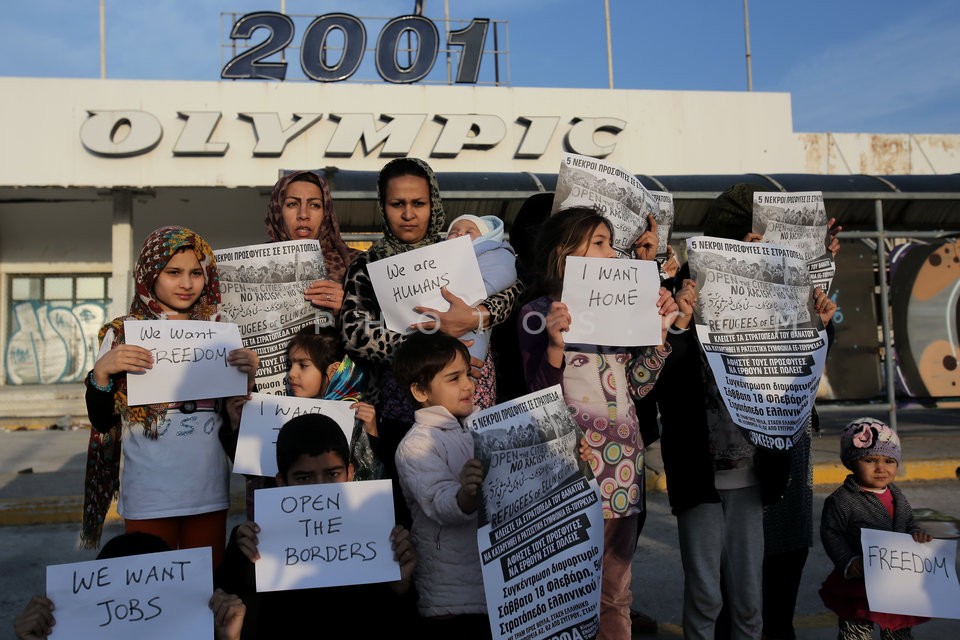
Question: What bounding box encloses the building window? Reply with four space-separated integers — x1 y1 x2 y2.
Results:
6 274 111 385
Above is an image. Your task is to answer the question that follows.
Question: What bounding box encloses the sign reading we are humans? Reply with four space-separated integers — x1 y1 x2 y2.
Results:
123 320 246 405
254 480 399 592
367 235 487 333
560 256 662 346
46 547 213 639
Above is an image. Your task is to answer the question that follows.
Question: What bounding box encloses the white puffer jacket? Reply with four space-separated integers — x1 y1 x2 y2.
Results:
395 405 487 616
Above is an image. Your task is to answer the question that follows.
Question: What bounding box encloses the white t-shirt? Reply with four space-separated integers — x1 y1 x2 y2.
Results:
98 329 231 520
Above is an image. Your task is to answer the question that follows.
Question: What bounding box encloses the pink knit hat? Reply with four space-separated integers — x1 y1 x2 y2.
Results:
839 417 901 469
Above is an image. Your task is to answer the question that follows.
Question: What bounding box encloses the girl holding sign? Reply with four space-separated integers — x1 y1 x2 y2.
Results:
82 226 259 568
819 418 932 639
517 207 679 640
264 170 357 314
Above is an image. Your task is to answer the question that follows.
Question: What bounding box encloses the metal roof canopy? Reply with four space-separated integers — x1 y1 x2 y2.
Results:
316 169 960 235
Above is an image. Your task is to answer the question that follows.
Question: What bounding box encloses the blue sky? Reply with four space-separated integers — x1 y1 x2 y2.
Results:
3 0 958 133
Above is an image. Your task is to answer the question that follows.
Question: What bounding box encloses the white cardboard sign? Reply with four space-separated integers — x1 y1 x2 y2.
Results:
862 528 960 619
560 256 662 346
254 481 399 592
46 547 213 639
234 393 357 477
366 235 487 333
123 320 246 405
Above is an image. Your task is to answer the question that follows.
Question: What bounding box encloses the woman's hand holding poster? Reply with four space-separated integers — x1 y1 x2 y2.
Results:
687 237 828 450
366 235 486 333
466 386 603 640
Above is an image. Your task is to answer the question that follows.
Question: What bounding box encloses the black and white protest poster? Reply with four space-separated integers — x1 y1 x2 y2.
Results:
254 480 398 592
753 191 836 292
366 235 487 333
649 190 675 258
467 385 603 640
214 240 329 395
553 152 658 258
560 256 661 347
123 320 246 405
46 547 213 639
687 237 828 450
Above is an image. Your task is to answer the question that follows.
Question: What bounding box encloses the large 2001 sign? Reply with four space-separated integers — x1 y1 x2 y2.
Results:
222 11 489 84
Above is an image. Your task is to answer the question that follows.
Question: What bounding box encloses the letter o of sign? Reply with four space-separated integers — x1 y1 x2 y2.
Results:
80 110 163 157
375 15 439 84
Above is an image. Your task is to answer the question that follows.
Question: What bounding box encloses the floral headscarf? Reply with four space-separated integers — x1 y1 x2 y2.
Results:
82 226 221 548
366 157 447 262
264 170 357 283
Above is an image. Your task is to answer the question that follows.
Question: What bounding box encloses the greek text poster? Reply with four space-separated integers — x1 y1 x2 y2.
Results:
46 547 213 639
553 153 657 258
753 191 836 292
214 240 329 395
649 190 675 258
467 385 603 640
687 237 828 450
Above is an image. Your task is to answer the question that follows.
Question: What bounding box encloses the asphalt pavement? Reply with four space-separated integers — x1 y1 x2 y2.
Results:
2 406 958 637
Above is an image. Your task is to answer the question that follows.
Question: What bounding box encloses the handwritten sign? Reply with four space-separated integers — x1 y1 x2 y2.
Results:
254 481 399 592
124 320 246 405
366 235 487 333
234 393 356 477
46 547 213 639
862 528 960 619
560 256 661 346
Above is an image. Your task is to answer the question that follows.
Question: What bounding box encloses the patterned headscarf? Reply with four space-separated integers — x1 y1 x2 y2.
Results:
366 157 447 262
840 416 902 469
82 226 221 548
264 170 357 283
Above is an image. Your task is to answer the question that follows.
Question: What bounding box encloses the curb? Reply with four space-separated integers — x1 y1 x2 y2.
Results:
643 459 960 494
0 493 246 527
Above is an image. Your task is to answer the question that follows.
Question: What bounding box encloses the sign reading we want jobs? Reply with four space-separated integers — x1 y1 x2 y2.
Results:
46 547 213 639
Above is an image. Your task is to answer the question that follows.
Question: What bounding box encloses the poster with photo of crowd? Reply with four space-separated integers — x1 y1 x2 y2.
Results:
214 240 329 395
687 237 829 450
467 385 603 640
649 190 675 258
552 152 658 258
753 191 836 293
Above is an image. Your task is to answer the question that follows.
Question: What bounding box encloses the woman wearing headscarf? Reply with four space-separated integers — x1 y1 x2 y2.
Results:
264 170 358 314
340 158 523 519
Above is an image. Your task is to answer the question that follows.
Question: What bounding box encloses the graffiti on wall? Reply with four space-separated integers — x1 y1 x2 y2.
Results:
5 301 107 385
890 238 960 399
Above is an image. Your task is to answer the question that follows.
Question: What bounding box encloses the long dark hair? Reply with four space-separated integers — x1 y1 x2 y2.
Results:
533 207 613 299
